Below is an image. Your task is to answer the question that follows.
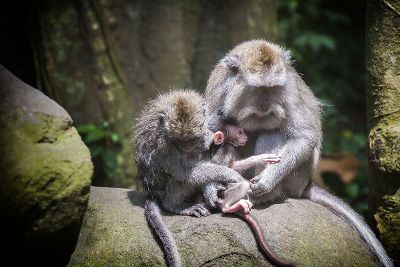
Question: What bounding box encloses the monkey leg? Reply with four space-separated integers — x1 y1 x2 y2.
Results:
222 199 253 214
203 183 225 209
163 202 211 217
162 182 211 217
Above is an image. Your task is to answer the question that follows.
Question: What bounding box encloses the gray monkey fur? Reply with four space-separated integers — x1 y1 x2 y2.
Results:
204 124 281 209
204 39 393 267
132 89 244 267
206 125 295 267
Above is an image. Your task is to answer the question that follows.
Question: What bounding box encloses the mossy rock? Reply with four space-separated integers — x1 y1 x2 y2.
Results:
375 189 400 263
0 65 93 266
69 187 378 267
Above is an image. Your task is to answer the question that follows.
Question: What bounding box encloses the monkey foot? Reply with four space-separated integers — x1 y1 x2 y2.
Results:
182 203 211 217
222 199 253 214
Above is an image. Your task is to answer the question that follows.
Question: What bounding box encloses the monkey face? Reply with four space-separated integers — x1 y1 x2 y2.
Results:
167 115 212 153
224 125 247 146
222 40 290 88
154 90 213 153
218 40 290 131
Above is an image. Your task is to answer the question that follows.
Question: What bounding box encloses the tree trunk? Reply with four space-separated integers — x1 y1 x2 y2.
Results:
366 0 400 263
33 0 276 187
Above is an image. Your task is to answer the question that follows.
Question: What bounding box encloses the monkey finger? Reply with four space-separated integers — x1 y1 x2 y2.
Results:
205 199 216 209
193 211 201 217
243 199 254 210
262 156 281 162
251 185 268 195
195 204 211 216
199 209 211 217
263 153 280 157
250 176 261 184
251 192 264 198
200 207 211 216
222 203 243 213
262 159 280 164
214 184 226 191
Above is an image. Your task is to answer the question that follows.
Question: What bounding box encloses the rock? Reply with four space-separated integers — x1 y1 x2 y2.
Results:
69 187 377 267
0 65 93 266
375 189 400 263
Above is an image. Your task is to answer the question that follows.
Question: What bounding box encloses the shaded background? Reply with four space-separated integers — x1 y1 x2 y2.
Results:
2 0 400 265
0 0 367 215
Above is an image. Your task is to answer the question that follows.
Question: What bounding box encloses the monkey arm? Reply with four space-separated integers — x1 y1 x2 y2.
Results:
164 157 245 185
170 161 246 209
191 162 246 184
251 136 317 196
231 154 281 172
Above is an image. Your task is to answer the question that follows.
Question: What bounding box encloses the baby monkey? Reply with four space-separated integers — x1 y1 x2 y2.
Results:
209 125 295 267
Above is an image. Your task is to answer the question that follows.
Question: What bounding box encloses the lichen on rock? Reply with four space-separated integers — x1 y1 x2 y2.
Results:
69 187 378 267
0 65 93 265
375 189 400 263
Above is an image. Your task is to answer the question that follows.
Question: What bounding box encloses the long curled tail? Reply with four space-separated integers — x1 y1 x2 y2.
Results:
237 211 295 267
303 183 393 267
145 199 181 267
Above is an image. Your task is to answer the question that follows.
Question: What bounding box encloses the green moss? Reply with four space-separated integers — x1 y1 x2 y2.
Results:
0 105 93 239
375 189 400 263
70 189 377 267
369 123 400 172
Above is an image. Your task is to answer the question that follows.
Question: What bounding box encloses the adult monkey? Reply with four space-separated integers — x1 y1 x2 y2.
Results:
204 39 392 267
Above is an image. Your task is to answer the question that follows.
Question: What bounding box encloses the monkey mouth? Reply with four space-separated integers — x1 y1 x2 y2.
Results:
237 141 247 146
179 145 196 153
253 111 269 118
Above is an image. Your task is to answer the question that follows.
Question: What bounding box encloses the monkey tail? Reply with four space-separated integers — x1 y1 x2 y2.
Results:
236 212 295 267
303 183 393 267
145 199 181 267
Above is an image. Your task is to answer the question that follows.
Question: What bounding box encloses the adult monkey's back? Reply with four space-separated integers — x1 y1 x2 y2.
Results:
204 39 392 267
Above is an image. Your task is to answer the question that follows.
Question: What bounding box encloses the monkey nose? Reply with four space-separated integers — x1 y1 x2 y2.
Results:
259 103 269 111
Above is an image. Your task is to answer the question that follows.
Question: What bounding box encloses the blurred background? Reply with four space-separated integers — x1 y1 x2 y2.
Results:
0 0 368 216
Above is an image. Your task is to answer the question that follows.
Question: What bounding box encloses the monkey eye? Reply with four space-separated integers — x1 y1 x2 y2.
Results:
223 56 240 74
229 65 239 75
183 137 196 143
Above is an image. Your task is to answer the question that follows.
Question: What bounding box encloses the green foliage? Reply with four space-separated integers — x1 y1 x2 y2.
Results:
78 122 123 186
278 0 368 217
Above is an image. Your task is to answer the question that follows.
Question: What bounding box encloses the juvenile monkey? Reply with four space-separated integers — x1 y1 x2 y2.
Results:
209 125 295 267
132 89 245 267
205 40 393 267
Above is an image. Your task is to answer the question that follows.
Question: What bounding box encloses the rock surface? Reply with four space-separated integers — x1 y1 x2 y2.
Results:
0 65 93 266
69 187 378 267
375 188 400 263
366 0 400 264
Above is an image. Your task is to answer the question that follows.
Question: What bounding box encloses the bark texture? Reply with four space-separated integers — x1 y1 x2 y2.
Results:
34 0 277 187
366 0 400 263
69 187 377 267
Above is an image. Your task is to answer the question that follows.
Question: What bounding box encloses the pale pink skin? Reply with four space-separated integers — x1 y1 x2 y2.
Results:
222 199 253 214
212 125 279 214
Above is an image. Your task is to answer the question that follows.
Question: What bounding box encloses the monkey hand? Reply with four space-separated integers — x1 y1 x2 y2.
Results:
222 199 253 214
258 153 281 164
249 176 273 196
181 203 211 217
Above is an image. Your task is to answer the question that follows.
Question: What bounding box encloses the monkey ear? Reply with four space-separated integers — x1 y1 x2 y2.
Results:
158 113 166 127
223 56 239 71
283 50 292 63
213 131 225 145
